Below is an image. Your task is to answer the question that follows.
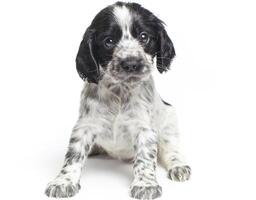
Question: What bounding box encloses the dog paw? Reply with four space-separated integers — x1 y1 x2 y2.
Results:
130 185 162 199
168 165 191 182
45 178 80 198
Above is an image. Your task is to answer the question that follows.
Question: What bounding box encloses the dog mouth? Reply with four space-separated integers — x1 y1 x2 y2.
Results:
124 75 142 82
110 67 151 82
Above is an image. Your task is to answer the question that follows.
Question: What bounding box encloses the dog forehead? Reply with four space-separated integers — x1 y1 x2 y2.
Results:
113 5 133 36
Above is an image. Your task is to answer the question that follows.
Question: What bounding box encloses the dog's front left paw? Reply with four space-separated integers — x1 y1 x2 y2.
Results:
168 165 191 182
45 178 81 198
129 185 162 200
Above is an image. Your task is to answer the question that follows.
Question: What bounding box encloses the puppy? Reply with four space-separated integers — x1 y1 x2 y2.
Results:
45 2 191 199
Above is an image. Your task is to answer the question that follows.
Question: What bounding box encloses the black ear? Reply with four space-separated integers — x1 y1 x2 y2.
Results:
156 27 176 73
76 28 99 83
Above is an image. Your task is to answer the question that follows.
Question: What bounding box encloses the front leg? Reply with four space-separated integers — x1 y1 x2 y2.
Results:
45 118 97 198
130 128 162 200
159 134 191 182
158 106 191 182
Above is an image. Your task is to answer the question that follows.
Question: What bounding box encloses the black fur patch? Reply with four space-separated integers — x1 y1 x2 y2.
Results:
162 99 172 106
65 148 81 165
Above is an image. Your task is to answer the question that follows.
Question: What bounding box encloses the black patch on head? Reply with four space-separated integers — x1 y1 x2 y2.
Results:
156 28 176 72
76 28 98 83
125 2 176 72
76 5 122 83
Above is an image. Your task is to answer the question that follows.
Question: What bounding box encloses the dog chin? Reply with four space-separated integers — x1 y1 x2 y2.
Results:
123 75 151 87
109 68 151 83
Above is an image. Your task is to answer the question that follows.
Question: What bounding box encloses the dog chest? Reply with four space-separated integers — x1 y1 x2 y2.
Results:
96 113 138 160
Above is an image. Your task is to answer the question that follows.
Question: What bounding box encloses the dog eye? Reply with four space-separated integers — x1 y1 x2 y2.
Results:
104 37 115 48
139 32 150 44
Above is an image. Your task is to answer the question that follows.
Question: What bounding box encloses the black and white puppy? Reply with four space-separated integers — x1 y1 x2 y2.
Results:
45 2 191 199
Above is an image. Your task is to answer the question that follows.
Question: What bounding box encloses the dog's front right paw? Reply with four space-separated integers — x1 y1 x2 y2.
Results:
45 178 80 198
129 184 162 199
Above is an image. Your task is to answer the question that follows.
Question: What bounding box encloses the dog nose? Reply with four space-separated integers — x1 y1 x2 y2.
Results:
120 57 142 72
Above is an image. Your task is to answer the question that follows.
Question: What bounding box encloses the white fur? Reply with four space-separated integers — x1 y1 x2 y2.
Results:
113 5 132 38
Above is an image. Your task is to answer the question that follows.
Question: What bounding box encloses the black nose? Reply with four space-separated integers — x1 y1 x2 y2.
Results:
120 57 142 72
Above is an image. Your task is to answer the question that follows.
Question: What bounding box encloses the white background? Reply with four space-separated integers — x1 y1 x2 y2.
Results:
0 0 255 199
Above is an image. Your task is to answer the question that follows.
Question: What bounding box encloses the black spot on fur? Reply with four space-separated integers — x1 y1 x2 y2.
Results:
133 159 144 168
69 137 80 144
61 169 67 175
162 99 172 106
85 144 90 152
65 148 81 165
149 153 155 159
65 177 71 181
171 157 178 162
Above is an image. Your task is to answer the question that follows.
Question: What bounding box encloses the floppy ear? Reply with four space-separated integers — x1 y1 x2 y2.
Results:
156 28 176 73
76 28 100 83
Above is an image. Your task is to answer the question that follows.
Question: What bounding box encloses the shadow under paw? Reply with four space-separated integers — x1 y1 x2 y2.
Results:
130 185 162 199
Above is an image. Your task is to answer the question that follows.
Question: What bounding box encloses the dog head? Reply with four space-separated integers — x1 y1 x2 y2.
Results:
76 2 175 84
